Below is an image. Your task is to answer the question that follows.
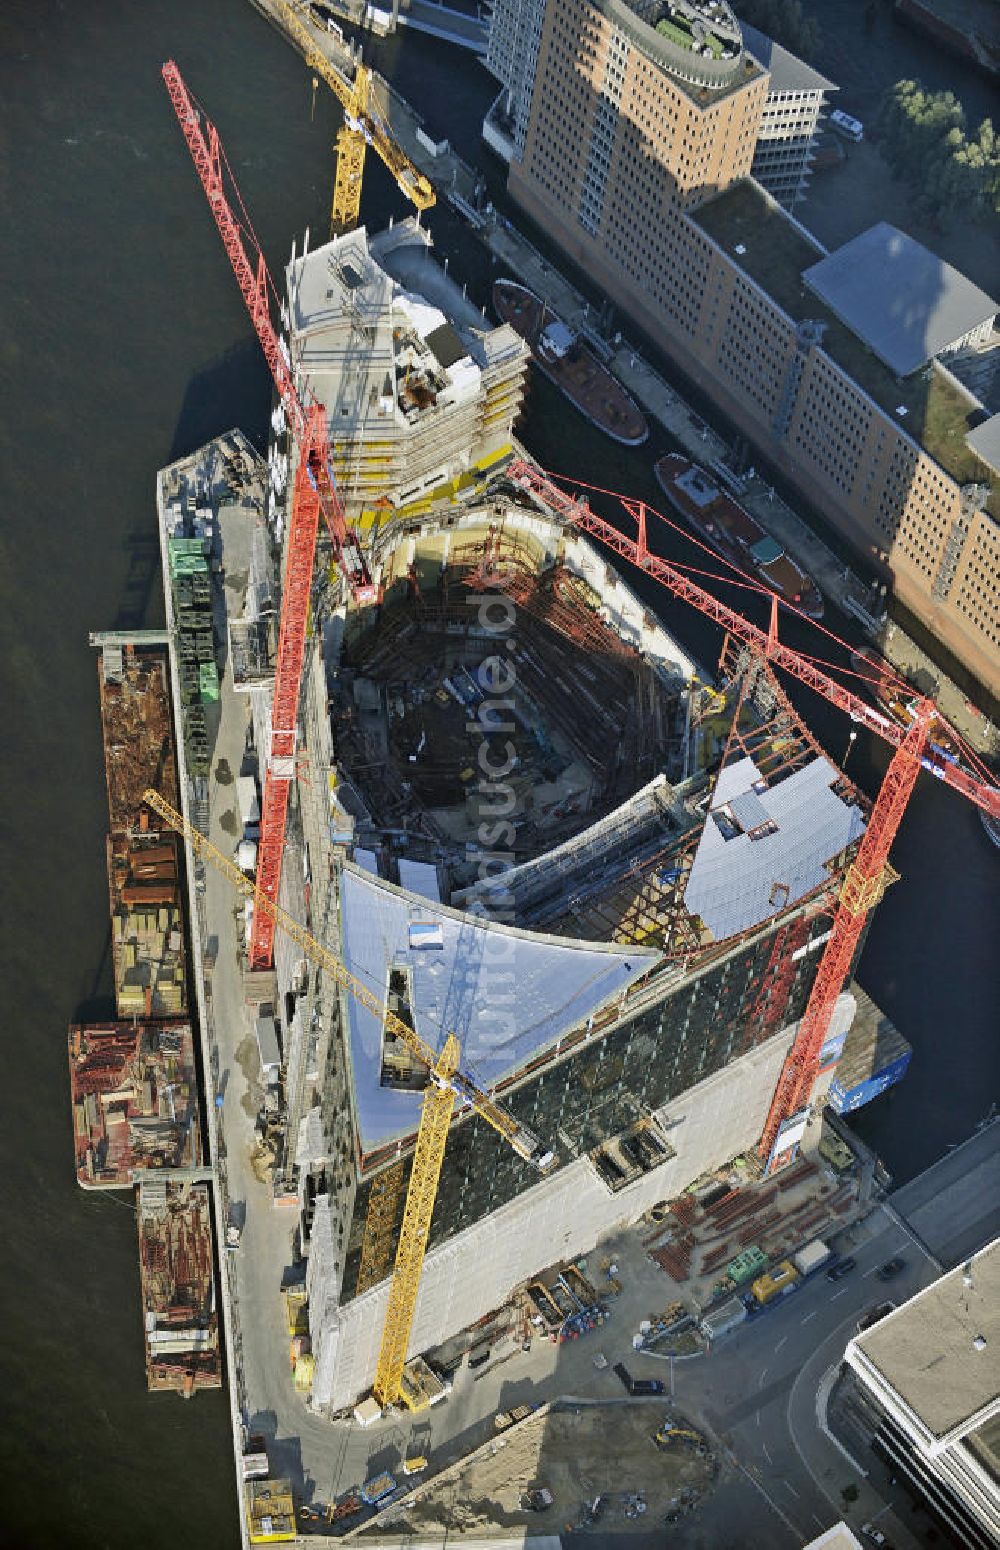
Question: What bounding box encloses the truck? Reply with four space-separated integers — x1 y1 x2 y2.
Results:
749 1260 801 1306
792 1239 832 1279
236 774 260 831
360 1471 398 1507
699 1296 747 1342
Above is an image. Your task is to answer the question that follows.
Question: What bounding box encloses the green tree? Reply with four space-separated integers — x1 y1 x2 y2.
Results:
739 0 821 61
873 79 994 227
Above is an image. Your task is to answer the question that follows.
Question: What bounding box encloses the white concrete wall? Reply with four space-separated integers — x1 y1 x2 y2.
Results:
311 1023 795 1412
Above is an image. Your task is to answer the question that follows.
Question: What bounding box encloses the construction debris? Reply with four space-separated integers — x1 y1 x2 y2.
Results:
137 1179 221 1397
67 1020 202 1188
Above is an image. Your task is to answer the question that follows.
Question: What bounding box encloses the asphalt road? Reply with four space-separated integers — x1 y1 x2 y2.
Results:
670 1206 940 1548
662 1122 1000 1549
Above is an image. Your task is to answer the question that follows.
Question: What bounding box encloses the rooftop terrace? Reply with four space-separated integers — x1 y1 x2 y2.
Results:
692 183 998 511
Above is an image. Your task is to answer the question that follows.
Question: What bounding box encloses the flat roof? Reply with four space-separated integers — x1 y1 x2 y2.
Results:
683 754 865 940
741 22 834 95
338 864 659 1150
803 223 998 377
853 1234 1000 1440
966 411 1000 475
691 183 999 509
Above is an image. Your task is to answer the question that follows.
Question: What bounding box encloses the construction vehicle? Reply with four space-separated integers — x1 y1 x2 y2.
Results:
791 1239 832 1279
401 1455 427 1476
502 461 1000 1175
654 1421 705 1449
519 1487 554 1512
144 785 554 1411
749 1260 801 1306
299 1493 362 1524
269 0 435 234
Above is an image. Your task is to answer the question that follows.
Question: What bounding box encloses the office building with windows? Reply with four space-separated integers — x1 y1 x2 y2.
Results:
483 0 1000 694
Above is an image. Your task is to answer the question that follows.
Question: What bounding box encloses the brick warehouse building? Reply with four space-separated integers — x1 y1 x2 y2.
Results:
488 0 1000 696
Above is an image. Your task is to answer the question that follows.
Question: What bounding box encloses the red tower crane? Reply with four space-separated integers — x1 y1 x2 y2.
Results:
505 460 999 1171
162 61 379 970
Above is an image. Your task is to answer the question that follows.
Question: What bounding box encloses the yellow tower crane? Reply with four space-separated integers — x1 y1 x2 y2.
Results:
143 788 554 1411
270 0 436 233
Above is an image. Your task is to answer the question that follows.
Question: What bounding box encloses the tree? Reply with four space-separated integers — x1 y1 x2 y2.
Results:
872 79 1000 227
739 0 821 62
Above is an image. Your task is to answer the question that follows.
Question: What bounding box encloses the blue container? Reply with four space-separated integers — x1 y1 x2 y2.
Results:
827 1050 912 1114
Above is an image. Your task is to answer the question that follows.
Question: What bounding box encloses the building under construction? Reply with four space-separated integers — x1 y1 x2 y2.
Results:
233 468 870 1414
150 57 994 1450
280 219 529 527
141 208 884 1416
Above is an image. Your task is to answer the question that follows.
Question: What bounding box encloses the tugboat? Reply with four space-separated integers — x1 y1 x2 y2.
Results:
653 453 823 617
493 278 648 447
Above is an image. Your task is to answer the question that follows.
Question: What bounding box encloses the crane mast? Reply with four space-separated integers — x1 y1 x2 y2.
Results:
267 0 436 233
504 460 999 1171
143 787 553 1407
162 60 381 970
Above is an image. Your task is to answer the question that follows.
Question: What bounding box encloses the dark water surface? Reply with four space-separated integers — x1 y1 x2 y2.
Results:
0 6 995 1546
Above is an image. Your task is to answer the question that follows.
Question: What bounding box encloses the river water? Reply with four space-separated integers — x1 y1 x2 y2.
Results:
0 4 995 1545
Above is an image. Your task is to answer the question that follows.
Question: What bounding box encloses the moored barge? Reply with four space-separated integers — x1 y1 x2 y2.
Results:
493 279 648 447
654 453 823 618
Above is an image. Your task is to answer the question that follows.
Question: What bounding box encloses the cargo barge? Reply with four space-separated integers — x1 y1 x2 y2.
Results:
77 634 218 1396
654 453 823 618
493 279 648 446
97 644 189 1018
138 1178 221 1396
68 1020 202 1188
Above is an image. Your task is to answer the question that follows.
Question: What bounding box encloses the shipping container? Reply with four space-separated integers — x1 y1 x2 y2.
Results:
828 1051 912 1114
700 1296 747 1340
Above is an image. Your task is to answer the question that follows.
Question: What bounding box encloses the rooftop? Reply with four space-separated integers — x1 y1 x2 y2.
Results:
286 224 525 443
691 183 999 507
741 22 835 96
338 863 659 1151
852 1234 1000 1441
966 410 1000 476
598 0 762 102
803 223 999 378
683 754 865 939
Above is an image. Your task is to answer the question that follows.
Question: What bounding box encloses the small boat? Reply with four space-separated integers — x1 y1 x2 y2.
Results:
654 453 823 618
850 645 972 771
493 279 648 447
849 646 918 726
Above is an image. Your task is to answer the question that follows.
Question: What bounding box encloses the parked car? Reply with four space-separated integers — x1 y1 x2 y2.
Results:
826 1257 856 1281
830 108 864 142
630 1378 666 1396
857 1301 896 1333
877 1257 905 1281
